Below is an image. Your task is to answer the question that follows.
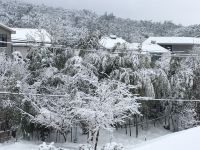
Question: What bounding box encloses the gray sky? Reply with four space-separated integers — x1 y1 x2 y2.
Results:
20 0 200 26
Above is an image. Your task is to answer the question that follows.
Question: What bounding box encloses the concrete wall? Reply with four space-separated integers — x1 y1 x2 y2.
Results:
0 27 12 55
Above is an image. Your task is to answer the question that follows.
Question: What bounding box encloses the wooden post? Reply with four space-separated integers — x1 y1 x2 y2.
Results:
125 124 127 135
71 127 73 142
135 115 138 138
129 119 132 137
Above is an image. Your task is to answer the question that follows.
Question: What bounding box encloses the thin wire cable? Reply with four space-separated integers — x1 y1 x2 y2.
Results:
1 91 200 102
136 97 200 102
0 91 68 97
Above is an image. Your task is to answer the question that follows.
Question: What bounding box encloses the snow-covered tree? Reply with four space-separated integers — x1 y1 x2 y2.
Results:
71 79 139 150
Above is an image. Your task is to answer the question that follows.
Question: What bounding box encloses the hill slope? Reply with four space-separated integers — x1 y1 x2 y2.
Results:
0 0 200 45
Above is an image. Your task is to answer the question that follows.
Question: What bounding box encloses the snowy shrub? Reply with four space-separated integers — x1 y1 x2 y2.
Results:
38 142 69 150
79 144 93 150
12 51 24 63
39 142 56 150
101 142 125 150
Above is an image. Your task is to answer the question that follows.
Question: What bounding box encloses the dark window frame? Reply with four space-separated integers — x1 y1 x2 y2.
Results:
0 34 7 47
160 44 173 51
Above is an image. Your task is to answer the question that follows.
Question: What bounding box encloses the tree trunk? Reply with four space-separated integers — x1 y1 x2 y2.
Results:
56 130 58 142
170 115 176 132
71 128 73 142
129 119 132 137
125 124 127 135
135 115 138 138
61 131 67 142
94 129 100 150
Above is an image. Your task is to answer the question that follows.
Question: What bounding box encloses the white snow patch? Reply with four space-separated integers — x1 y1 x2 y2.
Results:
133 126 200 150
102 142 125 150
99 36 128 49
144 37 200 45
0 126 171 150
0 141 38 150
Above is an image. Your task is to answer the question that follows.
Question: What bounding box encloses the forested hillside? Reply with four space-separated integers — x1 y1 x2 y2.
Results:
0 0 191 45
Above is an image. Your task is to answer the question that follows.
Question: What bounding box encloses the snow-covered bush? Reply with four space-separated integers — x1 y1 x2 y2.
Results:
101 142 125 150
12 51 24 63
39 142 57 150
79 144 93 150
38 142 69 150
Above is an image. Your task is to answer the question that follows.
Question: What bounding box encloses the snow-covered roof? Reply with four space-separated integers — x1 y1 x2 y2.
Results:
99 36 128 49
144 37 200 45
0 23 16 34
99 36 169 53
127 43 170 53
142 44 170 53
11 28 51 44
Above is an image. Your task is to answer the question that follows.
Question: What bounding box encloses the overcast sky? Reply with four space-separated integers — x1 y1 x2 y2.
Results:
20 0 200 26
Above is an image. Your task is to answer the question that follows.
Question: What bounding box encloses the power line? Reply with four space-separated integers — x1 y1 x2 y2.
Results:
0 91 68 97
136 97 200 102
1 91 200 102
0 40 51 45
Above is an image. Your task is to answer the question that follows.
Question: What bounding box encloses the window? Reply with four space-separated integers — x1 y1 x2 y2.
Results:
161 45 172 51
0 34 7 47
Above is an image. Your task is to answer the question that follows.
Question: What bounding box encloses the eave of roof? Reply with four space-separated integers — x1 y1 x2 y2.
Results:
142 43 170 53
0 23 16 34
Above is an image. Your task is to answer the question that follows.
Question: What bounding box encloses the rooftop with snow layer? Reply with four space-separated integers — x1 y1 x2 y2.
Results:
99 35 170 53
11 28 51 46
144 36 200 45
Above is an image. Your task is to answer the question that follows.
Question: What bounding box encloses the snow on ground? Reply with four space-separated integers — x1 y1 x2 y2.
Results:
133 126 200 150
0 125 171 150
0 141 39 150
97 125 171 149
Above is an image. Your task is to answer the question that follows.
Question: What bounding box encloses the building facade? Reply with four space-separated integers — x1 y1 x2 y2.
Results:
0 23 16 56
0 23 51 58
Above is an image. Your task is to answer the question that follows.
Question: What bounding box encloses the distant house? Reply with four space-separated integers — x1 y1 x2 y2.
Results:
99 35 128 50
0 23 51 57
99 35 170 54
144 37 200 53
11 28 51 57
0 23 16 55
